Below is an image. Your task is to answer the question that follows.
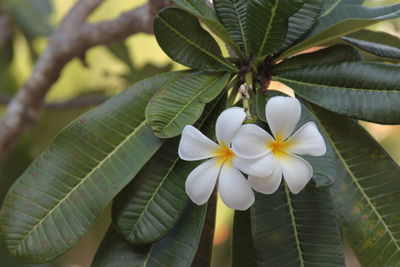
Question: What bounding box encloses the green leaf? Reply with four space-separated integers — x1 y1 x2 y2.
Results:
280 0 324 51
172 0 242 55
93 202 207 267
251 185 344 266
154 7 238 72
146 71 230 138
246 0 304 60
107 42 134 71
146 201 207 266
255 90 340 187
275 62 400 124
112 138 191 244
5 0 53 38
0 72 187 263
191 192 217 267
232 210 257 267
273 44 362 73
214 0 249 54
91 228 151 267
307 104 400 266
321 0 365 16
280 4 400 59
342 29 400 60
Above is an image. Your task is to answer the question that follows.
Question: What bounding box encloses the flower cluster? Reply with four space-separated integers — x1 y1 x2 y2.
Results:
178 96 326 210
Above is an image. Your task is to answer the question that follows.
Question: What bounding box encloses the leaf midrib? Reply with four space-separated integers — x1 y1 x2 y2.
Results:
311 106 400 254
11 119 152 253
284 183 305 267
158 16 237 72
276 76 400 93
232 0 248 54
156 75 225 133
255 0 279 60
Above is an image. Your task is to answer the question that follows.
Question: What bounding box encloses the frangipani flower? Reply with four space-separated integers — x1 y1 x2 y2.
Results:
178 107 267 210
232 96 326 194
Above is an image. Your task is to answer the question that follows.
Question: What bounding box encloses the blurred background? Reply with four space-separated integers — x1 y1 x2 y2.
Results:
0 0 398 266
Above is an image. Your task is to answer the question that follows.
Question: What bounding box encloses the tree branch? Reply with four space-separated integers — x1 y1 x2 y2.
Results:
0 15 12 47
0 0 171 160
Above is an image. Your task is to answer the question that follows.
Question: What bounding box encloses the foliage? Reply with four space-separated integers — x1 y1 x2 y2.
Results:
0 0 400 266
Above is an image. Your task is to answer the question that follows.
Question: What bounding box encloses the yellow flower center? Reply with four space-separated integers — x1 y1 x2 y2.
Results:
267 137 291 158
213 142 235 167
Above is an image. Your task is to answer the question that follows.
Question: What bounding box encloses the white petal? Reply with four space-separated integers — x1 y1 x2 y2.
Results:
179 125 219 161
280 153 313 194
286 122 327 156
218 165 254 210
216 107 246 145
233 153 276 177
248 163 282 194
185 159 220 205
266 96 301 140
231 124 273 159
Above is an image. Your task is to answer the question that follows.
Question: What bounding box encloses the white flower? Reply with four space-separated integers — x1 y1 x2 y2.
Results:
179 107 266 210
232 96 326 194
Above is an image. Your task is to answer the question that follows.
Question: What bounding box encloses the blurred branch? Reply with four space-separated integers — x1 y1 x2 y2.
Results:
0 94 108 109
0 15 12 47
0 0 171 160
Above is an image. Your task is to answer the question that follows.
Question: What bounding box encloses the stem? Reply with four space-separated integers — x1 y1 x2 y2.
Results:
243 97 252 122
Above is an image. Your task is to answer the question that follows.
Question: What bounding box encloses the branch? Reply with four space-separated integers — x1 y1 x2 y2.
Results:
0 0 171 160
0 15 12 47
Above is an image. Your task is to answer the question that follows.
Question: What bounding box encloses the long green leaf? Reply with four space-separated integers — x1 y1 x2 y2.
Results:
146 71 230 138
154 7 237 72
191 191 217 267
273 44 362 73
232 210 257 267
112 138 191 244
275 62 400 124
214 0 249 54
246 0 303 60
307 104 400 266
146 201 207 267
0 72 186 262
320 0 365 16
172 0 242 55
93 202 207 267
251 185 344 266
280 4 400 59
342 29 400 60
91 228 151 267
280 0 324 51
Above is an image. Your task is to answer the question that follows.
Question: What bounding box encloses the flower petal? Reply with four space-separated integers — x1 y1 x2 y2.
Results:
185 159 220 205
218 165 254 210
266 96 301 140
179 125 219 161
286 122 327 156
216 107 246 145
233 153 276 177
248 163 282 194
280 153 313 194
232 124 273 159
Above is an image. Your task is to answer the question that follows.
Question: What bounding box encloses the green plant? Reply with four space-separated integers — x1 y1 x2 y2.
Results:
1 0 400 266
